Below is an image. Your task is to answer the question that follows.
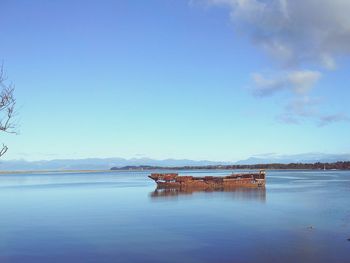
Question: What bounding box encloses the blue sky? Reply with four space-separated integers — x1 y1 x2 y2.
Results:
1 0 349 161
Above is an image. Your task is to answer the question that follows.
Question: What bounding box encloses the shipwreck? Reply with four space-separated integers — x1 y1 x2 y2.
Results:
148 170 266 190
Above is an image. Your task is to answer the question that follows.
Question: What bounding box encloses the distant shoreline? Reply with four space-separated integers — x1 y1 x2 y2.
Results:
0 168 346 175
111 161 350 171
1 161 349 174
0 170 114 174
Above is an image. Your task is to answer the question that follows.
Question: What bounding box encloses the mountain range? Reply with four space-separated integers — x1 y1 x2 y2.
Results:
0 153 349 171
236 153 350 165
0 157 226 171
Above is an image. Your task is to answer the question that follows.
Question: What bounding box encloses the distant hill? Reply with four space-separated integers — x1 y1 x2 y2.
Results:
0 153 349 171
111 162 350 171
235 153 350 165
0 158 227 171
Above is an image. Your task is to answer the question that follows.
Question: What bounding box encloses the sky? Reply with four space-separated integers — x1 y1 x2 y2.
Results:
0 0 350 162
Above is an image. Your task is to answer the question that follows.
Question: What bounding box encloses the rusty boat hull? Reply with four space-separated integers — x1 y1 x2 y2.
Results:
148 170 266 190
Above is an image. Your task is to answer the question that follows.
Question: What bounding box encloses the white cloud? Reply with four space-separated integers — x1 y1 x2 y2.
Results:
252 70 321 97
318 113 350 127
194 0 350 125
278 98 349 126
201 0 350 68
287 71 321 94
285 96 320 117
276 96 319 124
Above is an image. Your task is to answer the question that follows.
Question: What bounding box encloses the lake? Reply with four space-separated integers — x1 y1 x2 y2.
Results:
0 170 349 263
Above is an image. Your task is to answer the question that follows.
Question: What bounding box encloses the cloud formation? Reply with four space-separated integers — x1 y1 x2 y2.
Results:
197 0 350 125
204 0 350 69
276 96 321 124
252 70 321 97
318 113 350 127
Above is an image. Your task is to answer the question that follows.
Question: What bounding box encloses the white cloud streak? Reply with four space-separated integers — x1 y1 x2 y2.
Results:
285 96 320 117
252 70 321 97
202 0 350 69
318 114 350 127
195 0 350 125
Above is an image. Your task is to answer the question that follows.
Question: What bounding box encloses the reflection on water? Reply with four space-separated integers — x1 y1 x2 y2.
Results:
150 186 266 202
0 170 350 263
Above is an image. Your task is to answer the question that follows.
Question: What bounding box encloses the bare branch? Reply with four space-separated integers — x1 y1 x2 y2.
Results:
0 144 8 157
0 64 17 157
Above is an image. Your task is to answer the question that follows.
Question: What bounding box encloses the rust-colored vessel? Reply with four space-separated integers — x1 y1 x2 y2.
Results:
148 170 266 190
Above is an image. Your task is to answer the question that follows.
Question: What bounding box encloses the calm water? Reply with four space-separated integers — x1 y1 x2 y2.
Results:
0 170 349 263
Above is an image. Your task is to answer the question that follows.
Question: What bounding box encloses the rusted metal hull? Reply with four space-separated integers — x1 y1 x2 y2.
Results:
148 171 266 190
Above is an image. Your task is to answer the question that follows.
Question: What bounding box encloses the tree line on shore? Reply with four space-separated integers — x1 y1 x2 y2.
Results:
111 161 350 171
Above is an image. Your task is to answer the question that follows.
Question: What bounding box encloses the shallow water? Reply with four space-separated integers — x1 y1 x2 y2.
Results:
0 170 349 263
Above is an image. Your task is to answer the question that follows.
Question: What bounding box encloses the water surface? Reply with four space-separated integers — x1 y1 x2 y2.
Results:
0 170 349 263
